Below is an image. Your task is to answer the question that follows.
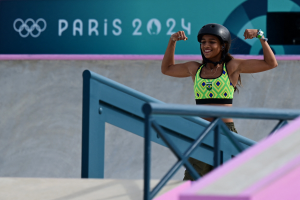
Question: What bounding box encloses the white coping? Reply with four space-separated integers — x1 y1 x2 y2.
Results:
197 127 300 195
0 178 183 200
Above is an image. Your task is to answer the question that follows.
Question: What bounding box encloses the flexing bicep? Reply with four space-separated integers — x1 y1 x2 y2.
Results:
161 63 190 77
161 61 197 77
235 29 277 74
236 59 277 74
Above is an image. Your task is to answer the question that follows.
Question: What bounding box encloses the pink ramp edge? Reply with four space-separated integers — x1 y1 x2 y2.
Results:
178 195 249 200
0 54 300 60
240 153 300 200
153 181 191 200
179 116 300 199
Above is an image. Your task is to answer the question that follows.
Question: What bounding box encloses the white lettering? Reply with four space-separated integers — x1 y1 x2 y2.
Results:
104 19 107 36
132 18 142 36
166 18 176 35
89 19 99 36
58 19 68 36
58 18 190 37
181 18 191 35
73 19 83 36
112 19 122 36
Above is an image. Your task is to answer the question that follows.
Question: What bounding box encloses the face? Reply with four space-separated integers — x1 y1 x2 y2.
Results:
200 35 222 60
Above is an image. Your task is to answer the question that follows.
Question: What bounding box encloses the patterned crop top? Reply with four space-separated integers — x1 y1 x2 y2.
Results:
194 63 234 104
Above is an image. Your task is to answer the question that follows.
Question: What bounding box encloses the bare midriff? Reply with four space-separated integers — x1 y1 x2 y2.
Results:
201 104 233 123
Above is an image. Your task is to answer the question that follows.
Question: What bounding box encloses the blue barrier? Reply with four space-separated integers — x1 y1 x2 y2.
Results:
81 70 255 179
142 103 300 199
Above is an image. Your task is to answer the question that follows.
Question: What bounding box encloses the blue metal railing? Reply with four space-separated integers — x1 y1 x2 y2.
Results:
142 103 300 200
82 70 256 179
81 70 300 199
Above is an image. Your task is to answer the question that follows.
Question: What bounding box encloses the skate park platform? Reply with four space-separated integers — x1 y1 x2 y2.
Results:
0 177 184 200
169 116 300 200
1 59 300 199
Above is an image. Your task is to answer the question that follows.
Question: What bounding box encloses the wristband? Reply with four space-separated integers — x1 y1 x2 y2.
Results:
257 29 268 42
257 29 264 39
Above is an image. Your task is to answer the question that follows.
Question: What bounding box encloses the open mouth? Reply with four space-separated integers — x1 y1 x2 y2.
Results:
204 49 212 54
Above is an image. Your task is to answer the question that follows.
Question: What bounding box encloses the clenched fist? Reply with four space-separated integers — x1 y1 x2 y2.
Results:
244 29 259 39
171 31 188 42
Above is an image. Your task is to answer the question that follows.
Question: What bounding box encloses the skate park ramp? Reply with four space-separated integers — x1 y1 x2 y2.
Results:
179 116 300 200
0 60 300 181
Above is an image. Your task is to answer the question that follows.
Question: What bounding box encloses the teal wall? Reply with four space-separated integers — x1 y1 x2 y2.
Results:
0 0 299 55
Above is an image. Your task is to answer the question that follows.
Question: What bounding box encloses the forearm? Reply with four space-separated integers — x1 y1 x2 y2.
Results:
260 38 278 68
161 38 176 74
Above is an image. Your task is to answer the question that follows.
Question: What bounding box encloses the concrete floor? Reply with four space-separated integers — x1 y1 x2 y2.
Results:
0 177 183 200
0 60 299 180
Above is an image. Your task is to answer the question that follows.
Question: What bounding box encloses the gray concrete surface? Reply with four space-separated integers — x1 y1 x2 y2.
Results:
0 60 299 180
0 177 183 199
198 126 300 195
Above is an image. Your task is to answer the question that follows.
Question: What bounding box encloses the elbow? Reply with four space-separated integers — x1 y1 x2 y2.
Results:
272 61 278 69
266 60 278 69
161 65 169 75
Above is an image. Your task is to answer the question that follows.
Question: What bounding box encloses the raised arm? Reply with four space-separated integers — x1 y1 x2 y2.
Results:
235 29 278 74
161 31 196 77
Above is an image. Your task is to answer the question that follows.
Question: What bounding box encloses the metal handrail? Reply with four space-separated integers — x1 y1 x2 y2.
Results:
81 70 300 199
146 103 300 120
142 103 300 200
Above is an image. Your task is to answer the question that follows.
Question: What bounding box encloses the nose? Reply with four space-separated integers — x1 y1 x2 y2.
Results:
201 42 208 48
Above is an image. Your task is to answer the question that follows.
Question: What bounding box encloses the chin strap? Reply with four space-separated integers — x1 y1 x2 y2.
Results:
200 46 227 66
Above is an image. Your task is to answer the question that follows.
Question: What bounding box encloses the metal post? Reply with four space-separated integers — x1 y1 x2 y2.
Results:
213 120 220 168
81 70 105 178
143 108 152 200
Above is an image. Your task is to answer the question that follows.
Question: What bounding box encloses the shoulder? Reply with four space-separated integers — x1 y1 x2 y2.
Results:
185 61 202 76
185 61 201 67
226 58 243 74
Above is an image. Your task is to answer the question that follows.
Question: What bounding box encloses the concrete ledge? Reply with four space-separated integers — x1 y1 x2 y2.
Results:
0 178 183 200
180 117 300 200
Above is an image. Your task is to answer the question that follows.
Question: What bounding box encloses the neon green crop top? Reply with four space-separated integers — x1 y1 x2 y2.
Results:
194 63 234 104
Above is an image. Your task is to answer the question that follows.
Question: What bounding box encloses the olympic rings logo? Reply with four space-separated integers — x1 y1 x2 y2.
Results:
13 18 47 38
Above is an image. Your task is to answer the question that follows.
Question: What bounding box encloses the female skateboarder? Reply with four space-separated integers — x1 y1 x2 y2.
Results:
161 23 277 180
